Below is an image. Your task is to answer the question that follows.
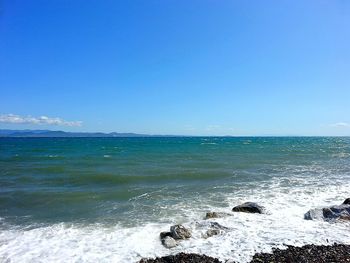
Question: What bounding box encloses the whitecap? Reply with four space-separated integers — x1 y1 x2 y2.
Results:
1 175 350 263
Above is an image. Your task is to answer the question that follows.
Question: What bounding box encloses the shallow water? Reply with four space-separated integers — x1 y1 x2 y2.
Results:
1 137 350 262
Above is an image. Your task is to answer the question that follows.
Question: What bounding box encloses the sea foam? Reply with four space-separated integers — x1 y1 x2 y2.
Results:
1 174 350 263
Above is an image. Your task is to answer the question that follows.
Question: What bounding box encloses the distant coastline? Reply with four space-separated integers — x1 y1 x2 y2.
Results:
0 129 348 138
0 129 349 138
0 129 178 138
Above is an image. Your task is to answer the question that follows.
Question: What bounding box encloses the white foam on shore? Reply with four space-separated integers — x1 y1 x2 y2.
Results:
1 175 350 263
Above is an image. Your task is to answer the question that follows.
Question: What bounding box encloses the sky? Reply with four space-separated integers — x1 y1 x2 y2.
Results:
1 0 350 136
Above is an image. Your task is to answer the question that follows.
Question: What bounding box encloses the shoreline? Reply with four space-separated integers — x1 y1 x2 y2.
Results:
139 243 350 263
140 199 350 262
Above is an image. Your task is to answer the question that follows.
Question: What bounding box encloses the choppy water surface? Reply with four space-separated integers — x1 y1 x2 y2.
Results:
0 137 350 262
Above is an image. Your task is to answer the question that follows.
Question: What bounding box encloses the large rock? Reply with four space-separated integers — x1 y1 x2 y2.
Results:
161 236 177 249
170 224 191 240
159 225 191 248
304 202 350 221
232 202 264 214
322 205 350 220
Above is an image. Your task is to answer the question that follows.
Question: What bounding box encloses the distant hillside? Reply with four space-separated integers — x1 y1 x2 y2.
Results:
0 129 157 137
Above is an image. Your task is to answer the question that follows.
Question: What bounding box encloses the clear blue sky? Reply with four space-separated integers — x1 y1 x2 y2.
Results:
1 0 349 135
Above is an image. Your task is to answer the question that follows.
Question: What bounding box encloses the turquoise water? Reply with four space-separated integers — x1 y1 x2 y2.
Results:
1 137 350 262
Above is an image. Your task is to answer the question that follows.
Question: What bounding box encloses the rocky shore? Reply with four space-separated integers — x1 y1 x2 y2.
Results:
139 198 350 263
250 243 350 263
139 244 350 263
139 253 221 263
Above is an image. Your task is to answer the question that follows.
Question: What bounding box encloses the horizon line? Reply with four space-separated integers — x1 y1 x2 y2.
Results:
0 129 349 138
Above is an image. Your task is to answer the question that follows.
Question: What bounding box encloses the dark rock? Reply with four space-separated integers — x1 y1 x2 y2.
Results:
205 212 232 219
306 204 350 221
304 210 312 220
170 224 191 240
159 232 172 240
322 207 334 218
323 205 350 220
343 198 350 205
139 252 223 263
232 202 264 214
139 244 350 263
250 243 350 263
161 236 177 249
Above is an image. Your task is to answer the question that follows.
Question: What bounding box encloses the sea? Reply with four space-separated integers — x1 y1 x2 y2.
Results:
0 137 350 262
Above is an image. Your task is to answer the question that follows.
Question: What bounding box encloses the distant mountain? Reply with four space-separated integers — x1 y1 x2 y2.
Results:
0 129 160 137
0 129 51 135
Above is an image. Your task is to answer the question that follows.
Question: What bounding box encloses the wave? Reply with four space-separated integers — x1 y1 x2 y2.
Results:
1 174 350 262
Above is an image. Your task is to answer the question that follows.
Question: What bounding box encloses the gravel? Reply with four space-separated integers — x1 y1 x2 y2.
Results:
139 243 350 263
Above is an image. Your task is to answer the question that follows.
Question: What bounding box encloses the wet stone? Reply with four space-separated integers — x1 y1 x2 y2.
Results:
161 236 177 249
232 202 264 214
170 224 191 240
306 204 350 221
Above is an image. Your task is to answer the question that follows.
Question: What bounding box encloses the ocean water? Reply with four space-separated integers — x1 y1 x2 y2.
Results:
0 137 350 262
